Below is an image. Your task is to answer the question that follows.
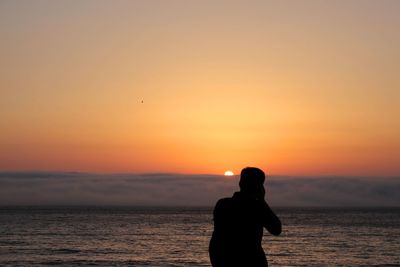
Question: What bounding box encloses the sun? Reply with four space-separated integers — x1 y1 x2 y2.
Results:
224 171 234 176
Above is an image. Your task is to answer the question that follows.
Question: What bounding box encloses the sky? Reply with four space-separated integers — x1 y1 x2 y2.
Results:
1 1 399 176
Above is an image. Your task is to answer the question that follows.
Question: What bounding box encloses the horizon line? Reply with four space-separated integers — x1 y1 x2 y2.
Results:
0 170 399 179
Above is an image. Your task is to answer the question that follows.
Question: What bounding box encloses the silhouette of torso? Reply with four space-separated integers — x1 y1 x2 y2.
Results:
209 192 269 267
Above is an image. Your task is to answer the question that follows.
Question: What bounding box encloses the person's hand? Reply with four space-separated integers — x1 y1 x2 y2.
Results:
253 186 265 201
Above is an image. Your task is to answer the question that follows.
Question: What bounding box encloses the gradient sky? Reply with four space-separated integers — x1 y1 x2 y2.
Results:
1 1 399 175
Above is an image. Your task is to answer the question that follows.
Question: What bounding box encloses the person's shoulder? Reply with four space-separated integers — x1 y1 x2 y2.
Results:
216 197 232 204
215 197 233 208
213 197 233 216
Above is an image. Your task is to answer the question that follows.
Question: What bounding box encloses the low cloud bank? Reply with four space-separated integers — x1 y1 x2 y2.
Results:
0 172 399 207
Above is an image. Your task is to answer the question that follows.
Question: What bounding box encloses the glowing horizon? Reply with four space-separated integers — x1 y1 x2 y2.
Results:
1 1 399 176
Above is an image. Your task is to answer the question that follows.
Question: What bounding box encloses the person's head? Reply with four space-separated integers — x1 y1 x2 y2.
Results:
239 167 265 198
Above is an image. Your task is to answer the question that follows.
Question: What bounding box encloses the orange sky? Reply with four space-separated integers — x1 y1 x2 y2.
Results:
1 1 399 176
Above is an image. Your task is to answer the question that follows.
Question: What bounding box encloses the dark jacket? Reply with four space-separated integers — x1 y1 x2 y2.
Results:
209 192 281 267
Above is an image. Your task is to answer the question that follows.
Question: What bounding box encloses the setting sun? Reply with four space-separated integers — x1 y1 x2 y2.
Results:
224 171 234 176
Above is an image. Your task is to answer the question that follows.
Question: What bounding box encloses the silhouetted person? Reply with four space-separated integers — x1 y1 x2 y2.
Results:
209 167 282 267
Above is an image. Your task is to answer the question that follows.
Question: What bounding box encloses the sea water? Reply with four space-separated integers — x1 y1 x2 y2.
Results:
0 207 399 266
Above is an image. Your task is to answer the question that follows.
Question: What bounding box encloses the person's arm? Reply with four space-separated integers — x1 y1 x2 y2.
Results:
260 200 282 236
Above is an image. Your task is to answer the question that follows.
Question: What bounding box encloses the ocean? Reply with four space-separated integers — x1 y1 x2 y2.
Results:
0 207 399 266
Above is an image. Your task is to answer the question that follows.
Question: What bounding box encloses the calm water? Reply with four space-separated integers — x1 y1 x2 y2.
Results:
0 207 399 266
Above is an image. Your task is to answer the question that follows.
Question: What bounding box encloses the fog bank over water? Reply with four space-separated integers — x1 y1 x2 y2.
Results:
0 172 399 207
